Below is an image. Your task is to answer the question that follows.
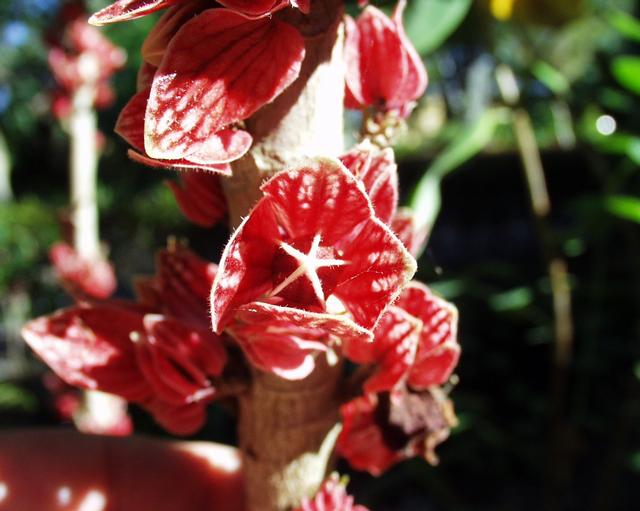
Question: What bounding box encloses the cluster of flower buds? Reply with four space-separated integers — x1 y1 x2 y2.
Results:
46 1 125 120
24 0 460 490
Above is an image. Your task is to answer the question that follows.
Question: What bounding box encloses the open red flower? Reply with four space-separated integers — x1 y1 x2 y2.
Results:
337 385 457 476
49 243 117 300
90 0 305 25
166 171 228 228
211 157 415 330
340 141 398 225
345 0 427 118
210 158 415 377
295 473 369 511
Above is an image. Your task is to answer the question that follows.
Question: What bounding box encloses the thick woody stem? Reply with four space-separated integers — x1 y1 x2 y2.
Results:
222 2 345 509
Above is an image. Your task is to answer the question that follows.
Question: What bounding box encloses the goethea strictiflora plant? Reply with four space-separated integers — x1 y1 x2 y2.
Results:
23 0 460 509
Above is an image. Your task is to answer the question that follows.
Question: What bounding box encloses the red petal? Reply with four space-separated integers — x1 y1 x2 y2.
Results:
295 474 370 511
134 315 226 404
166 172 228 228
22 305 151 402
145 9 304 163
49 243 117 300
395 282 460 388
333 217 416 330
340 142 398 224
117 89 248 169
141 1 210 67
261 157 374 245
344 1 427 114
337 394 399 476
218 0 291 17
144 398 207 435
90 0 182 25
141 244 218 329
210 200 281 332
391 208 429 257
229 301 371 379
344 306 420 393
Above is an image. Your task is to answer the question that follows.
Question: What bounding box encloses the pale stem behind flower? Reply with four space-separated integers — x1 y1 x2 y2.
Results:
69 51 127 433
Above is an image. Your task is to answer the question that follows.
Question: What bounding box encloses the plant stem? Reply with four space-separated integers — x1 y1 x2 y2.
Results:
222 2 345 509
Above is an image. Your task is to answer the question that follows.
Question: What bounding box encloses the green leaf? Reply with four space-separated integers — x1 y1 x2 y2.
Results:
489 287 534 312
605 195 640 223
532 61 570 96
404 0 472 54
611 56 640 95
608 10 640 43
409 108 508 236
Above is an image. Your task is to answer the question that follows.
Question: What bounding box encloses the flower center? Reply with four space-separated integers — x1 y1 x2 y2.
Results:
270 233 348 309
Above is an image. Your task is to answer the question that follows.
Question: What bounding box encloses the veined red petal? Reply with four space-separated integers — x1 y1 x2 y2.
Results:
89 0 182 26
145 9 304 163
395 282 460 388
141 1 210 67
344 1 427 115
261 158 373 245
210 200 281 332
154 245 218 327
344 306 420 394
21 305 151 403
117 89 247 170
133 314 226 404
166 172 228 228
229 301 371 379
340 142 398 224
333 217 416 330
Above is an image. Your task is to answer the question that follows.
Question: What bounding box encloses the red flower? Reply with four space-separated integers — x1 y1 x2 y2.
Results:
210 158 416 377
49 243 117 300
337 385 457 476
345 281 460 393
294 473 369 511
345 0 427 118
115 7 305 169
340 141 398 225
397 282 460 389
25 245 227 435
145 9 304 166
166 171 228 227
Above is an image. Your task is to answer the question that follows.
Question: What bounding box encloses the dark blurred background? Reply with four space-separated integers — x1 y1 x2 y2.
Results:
1 0 639 510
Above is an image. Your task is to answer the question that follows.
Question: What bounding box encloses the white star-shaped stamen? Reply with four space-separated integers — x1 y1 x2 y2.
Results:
269 234 348 306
